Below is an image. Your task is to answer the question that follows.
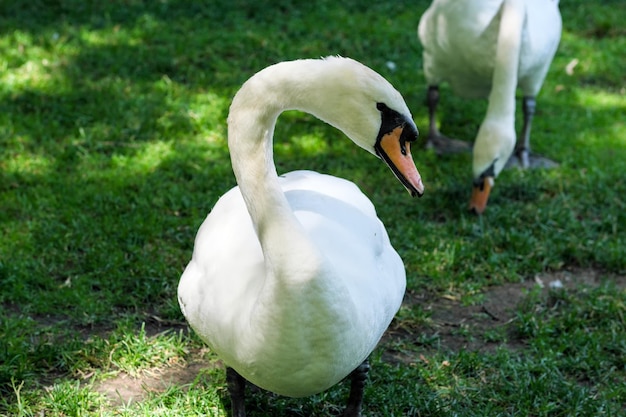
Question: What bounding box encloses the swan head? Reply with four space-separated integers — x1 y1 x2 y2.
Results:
372 102 424 197
469 120 516 214
305 57 425 197
229 57 424 197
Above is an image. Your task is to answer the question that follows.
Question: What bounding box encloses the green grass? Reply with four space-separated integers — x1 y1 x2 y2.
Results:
1 0 625 415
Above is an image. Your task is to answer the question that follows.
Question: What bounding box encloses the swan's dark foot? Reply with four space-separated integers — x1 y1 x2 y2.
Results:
505 151 559 170
226 367 247 417
426 134 472 155
342 359 370 417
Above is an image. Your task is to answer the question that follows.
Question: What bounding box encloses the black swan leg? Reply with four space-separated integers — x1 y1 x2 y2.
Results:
226 367 247 417
516 95 536 168
506 96 558 169
342 359 371 417
425 85 471 154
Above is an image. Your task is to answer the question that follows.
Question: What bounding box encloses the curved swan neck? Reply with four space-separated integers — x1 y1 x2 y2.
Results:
225 60 338 280
226 61 325 229
227 96 283 230
486 0 525 122
226 57 394 234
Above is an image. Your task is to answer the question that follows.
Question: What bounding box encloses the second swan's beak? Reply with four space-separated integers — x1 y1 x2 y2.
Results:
375 126 424 197
469 176 494 214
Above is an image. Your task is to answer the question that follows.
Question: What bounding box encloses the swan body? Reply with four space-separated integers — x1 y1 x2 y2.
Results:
178 57 424 413
418 0 562 213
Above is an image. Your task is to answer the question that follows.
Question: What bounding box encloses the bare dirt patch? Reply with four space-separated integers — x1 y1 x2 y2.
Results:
384 268 626 361
92 350 212 406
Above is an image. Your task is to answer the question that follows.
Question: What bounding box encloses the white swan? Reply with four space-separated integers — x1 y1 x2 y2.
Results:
418 0 562 213
177 56 424 416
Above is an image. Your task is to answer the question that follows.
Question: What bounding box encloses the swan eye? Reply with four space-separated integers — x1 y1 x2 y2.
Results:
400 137 408 155
399 123 418 156
376 102 417 135
375 102 418 155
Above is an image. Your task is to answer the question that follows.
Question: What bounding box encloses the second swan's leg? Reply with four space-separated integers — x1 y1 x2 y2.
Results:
515 95 536 168
507 96 558 169
425 85 471 154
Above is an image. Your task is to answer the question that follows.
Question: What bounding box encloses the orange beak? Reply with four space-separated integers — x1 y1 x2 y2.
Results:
469 177 494 214
376 126 424 197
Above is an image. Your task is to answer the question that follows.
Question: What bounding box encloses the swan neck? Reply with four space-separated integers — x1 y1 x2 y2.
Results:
228 105 292 240
486 0 525 121
226 63 328 282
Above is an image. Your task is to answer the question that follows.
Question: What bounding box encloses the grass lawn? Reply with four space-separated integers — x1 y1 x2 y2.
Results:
1 0 625 415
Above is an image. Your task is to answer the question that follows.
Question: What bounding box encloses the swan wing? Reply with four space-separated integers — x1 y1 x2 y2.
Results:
419 0 505 97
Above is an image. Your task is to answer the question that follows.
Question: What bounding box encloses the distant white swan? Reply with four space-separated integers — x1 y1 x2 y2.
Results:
418 0 561 213
178 56 424 416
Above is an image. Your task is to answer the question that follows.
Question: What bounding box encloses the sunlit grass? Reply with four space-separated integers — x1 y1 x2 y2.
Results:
4 152 52 176
105 325 188 377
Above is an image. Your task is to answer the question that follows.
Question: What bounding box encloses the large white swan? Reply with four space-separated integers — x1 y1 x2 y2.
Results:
177 56 424 416
418 0 561 213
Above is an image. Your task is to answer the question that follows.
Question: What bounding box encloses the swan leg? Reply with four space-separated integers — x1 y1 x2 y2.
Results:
226 367 247 417
342 359 370 417
507 96 558 169
424 85 471 154
516 95 536 168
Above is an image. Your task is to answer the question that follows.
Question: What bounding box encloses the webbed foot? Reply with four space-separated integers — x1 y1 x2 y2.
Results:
505 151 559 169
425 133 472 155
